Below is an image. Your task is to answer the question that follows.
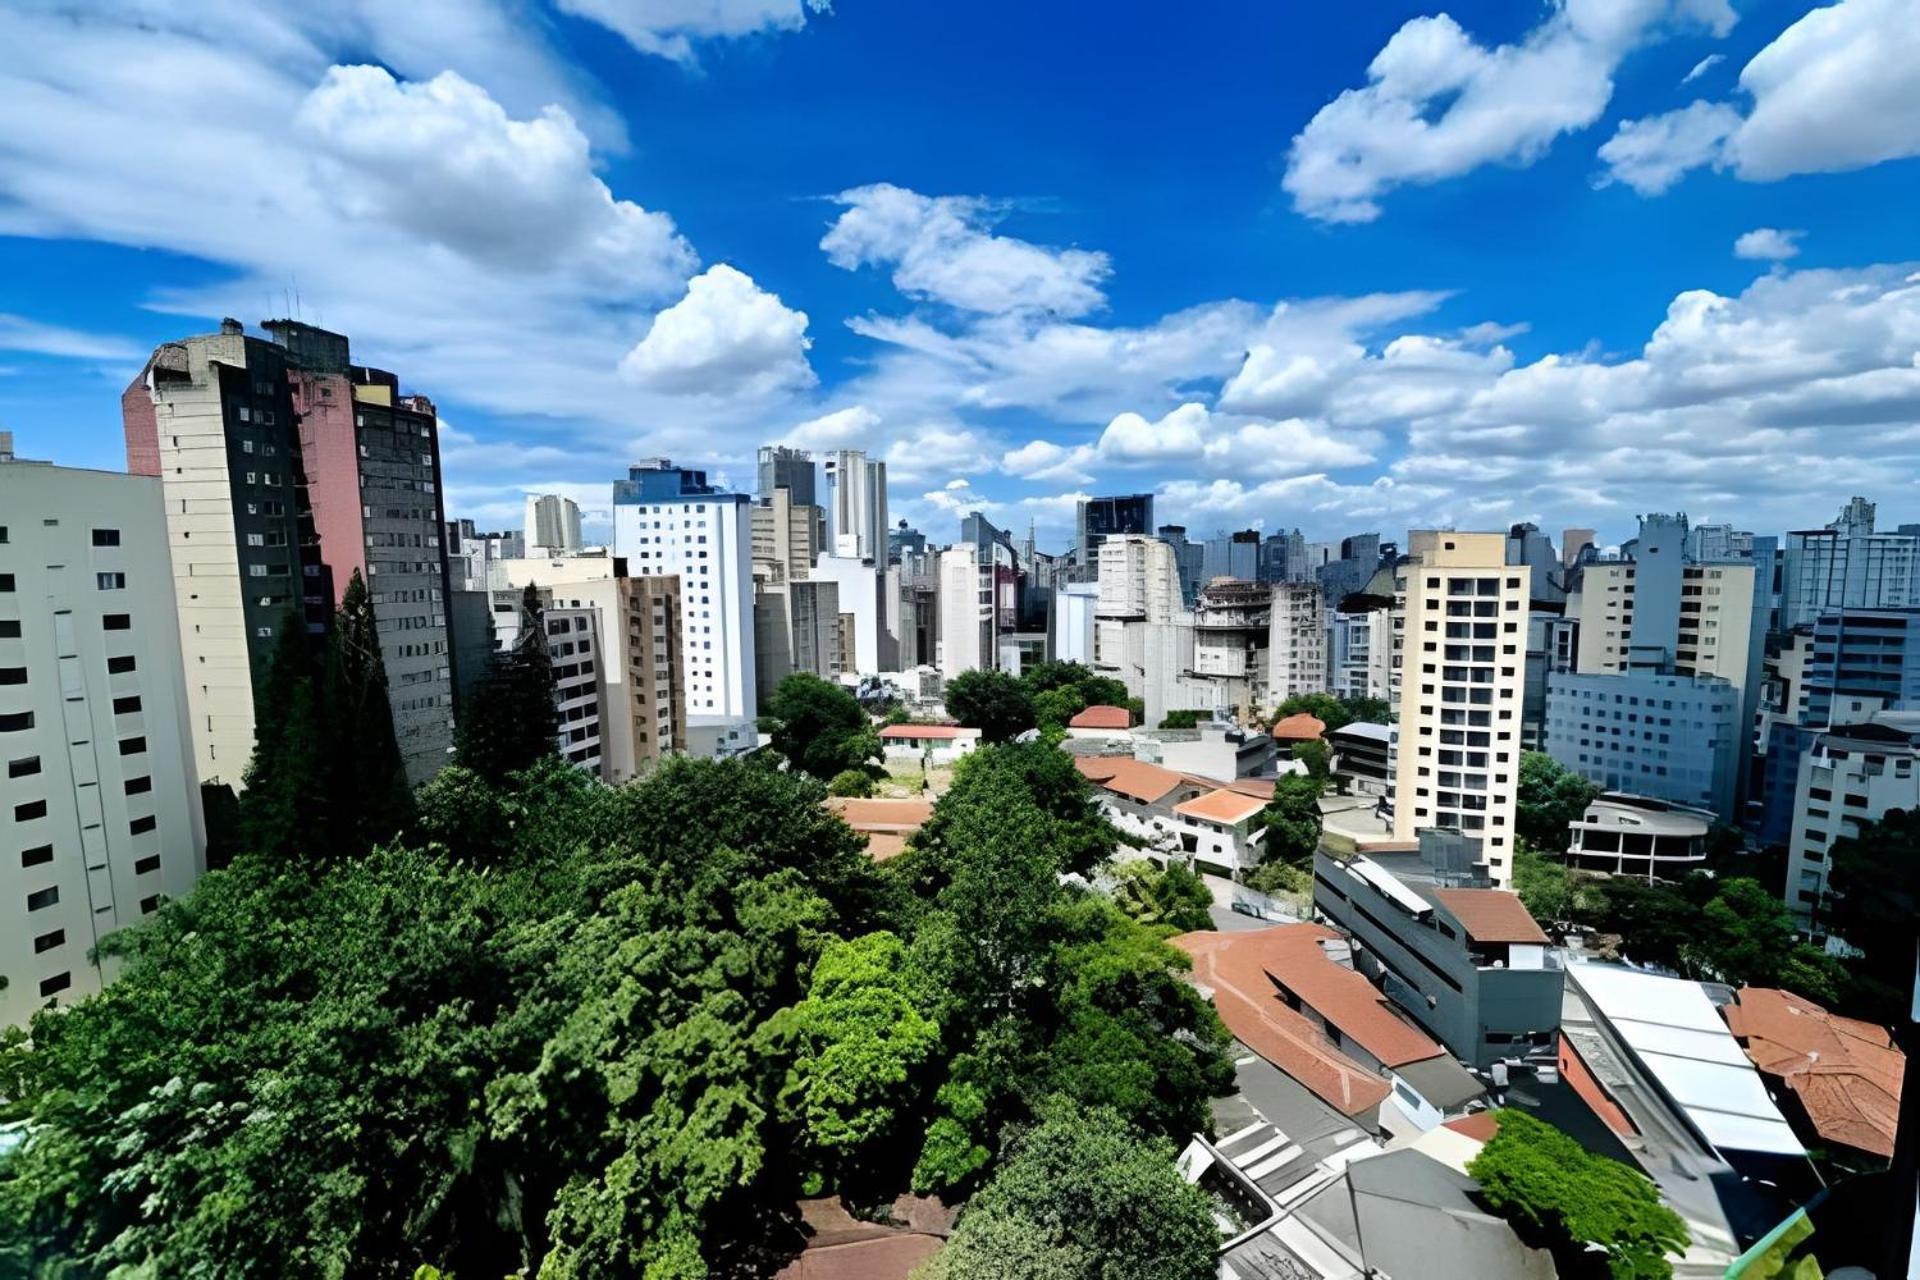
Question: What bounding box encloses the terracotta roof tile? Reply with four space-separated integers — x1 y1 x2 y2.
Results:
1443 1111 1501 1142
825 798 933 864
1272 712 1327 741
1068 704 1131 729
1081 757 1187 804
1171 924 1449 1116
879 723 973 740
1173 788 1267 826
1724 986 1903 1158
1430 888 1550 945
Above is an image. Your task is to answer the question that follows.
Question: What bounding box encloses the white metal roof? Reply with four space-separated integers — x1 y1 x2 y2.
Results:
1348 857 1432 917
1569 965 1805 1157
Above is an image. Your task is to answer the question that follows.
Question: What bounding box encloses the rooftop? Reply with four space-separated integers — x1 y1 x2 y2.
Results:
825 797 933 863
1272 712 1327 741
1073 755 1187 804
1067 704 1131 730
878 723 976 740
1328 720 1392 744
1174 788 1268 826
1722 986 1903 1159
1429 888 1551 946
1574 792 1716 838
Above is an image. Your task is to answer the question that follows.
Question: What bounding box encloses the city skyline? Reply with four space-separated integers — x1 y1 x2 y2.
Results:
3 2 1920 551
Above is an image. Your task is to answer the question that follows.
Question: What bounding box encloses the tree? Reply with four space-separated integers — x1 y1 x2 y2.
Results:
237 609 327 858
1292 738 1331 781
1339 694 1391 725
827 768 877 797
1825 806 1920 1022
322 570 414 853
454 584 558 783
1469 1109 1689 1280
1517 753 1600 854
1275 692 1349 732
1109 860 1213 933
1158 709 1208 730
919 1102 1219 1280
1258 773 1325 867
767 673 881 781
944 670 1036 743
1688 878 1844 1004
1513 844 1576 930
1030 685 1087 731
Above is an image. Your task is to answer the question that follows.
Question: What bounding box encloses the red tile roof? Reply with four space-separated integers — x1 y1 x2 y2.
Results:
1443 1111 1501 1143
1073 755 1186 804
1724 986 1904 1158
825 797 934 864
1558 1035 1638 1138
1173 788 1267 826
1172 924 1448 1117
1430 888 1550 945
1068 704 1132 730
879 723 971 740
1272 712 1327 742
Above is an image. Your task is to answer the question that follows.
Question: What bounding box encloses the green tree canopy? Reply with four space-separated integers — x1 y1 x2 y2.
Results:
767 672 881 781
1517 752 1600 854
1468 1109 1689 1280
1258 773 1326 867
1109 860 1214 933
944 670 1037 743
828 768 877 797
1292 737 1332 781
1275 692 1349 731
454 583 558 784
237 608 327 858
1825 805 1920 1022
919 1102 1220 1280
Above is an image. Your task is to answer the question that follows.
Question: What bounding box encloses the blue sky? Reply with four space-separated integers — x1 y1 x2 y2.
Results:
2 0 1918 553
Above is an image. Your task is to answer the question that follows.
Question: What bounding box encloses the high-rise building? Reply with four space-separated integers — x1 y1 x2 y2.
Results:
524 493 583 555
1268 582 1327 701
1095 535 1207 726
1561 528 1596 568
756 444 819 509
822 450 888 562
938 543 984 679
1157 525 1205 603
122 319 455 788
888 518 926 566
1201 529 1260 584
445 520 522 593
809 552 896 674
1780 497 1920 630
1689 522 1754 562
1328 609 1393 702
960 512 1020 667
750 486 820 585
1 451 207 1027
1545 670 1742 820
1076 493 1154 567
1315 532 1382 606
1784 711 1920 934
610 460 757 730
1388 531 1530 887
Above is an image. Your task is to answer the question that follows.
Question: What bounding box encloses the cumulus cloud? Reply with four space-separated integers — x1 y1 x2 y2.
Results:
1283 0 1735 223
0 313 142 361
785 405 881 450
822 183 1112 316
618 264 813 396
1001 439 1098 485
1099 403 1212 461
555 0 828 64
1599 0 1920 194
1734 227 1805 261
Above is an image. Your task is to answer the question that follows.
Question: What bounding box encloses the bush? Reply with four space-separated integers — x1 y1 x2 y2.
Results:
828 768 877 797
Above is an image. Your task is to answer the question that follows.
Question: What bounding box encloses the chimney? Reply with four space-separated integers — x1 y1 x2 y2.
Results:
219 317 243 335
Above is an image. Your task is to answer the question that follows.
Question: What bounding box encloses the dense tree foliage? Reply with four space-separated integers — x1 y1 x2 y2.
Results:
1469 1110 1689 1280
1109 860 1214 933
1157 708 1210 729
1516 752 1600 854
827 768 876 797
766 673 881 781
1291 737 1331 781
1 733 1232 1278
1257 773 1326 868
1825 806 1920 1022
454 583 559 783
943 669 1037 742
919 1103 1219 1280
1021 661 1130 731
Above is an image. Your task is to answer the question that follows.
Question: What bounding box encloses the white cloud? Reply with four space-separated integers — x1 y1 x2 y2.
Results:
1680 52 1723 84
1594 99 1742 194
1599 0 1920 195
554 0 827 64
1099 403 1211 462
0 313 141 361
1001 439 1098 484
785 405 881 450
884 426 996 485
822 183 1111 316
1734 227 1805 261
1283 1 1734 223
618 264 813 396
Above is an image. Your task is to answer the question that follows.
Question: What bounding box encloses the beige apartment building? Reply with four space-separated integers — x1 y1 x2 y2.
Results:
1390 531 1530 886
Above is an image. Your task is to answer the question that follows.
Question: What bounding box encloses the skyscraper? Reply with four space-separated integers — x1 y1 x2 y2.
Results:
0 449 206 1027
610 460 758 734
1076 493 1154 567
122 319 455 788
1389 532 1530 887
524 493 583 555
822 450 888 562
1780 497 1920 629
756 444 819 508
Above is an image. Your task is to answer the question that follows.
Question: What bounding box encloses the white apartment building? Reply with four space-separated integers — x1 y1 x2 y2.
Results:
822 449 888 562
524 492 583 555
1781 497 1920 630
1390 531 1529 887
610 460 757 728
1094 535 1212 727
1784 711 1920 935
1269 581 1327 701
938 543 984 679
1329 609 1393 701
1053 582 1098 666
809 552 896 673
0 457 207 1028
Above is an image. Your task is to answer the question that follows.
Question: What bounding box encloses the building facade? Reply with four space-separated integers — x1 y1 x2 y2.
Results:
1780 497 1920 630
1268 581 1328 701
610 460 757 729
524 493 583 555
1784 712 1920 934
1544 669 1742 819
1389 531 1530 886
821 449 887 562
1075 493 1153 567
0 457 207 1028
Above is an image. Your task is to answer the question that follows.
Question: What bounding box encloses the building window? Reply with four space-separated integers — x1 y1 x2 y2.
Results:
124 775 152 795
20 844 52 868
111 695 141 716
96 572 126 591
0 620 17 638
8 756 40 778
0 667 24 685
107 655 136 674
91 529 121 547
14 800 47 821
103 614 131 631
140 895 161 915
38 972 71 997
0 574 13 592
129 815 157 835
119 736 146 756
134 854 161 875
32 929 63 954
0 711 32 733
26 886 58 911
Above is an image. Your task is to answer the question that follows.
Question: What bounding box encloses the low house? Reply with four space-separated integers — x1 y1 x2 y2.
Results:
1065 704 1132 739
1074 756 1274 874
1312 835 1563 1071
1155 718 1280 782
877 723 980 764
826 797 933 862
1722 986 1903 1164
1271 711 1326 747
1173 925 1485 1133
1171 787 1268 877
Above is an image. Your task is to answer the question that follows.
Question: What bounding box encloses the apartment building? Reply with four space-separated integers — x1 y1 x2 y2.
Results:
0 454 206 1028
123 319 454 787
1268 581 1327 701
1545 670 1741 818
750 485 821 585
610 460 756 730
445 520 521 593
1784 711 1920 934
1075 493 1153 567
1389 531 1529 887
524 493 583 555
1780 497 1920 630
937 543 983 679
821 449 888 562
1329 608 1392 701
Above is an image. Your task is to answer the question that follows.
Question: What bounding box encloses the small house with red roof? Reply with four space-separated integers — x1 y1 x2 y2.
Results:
1065 704 1133 739
877 722 980 764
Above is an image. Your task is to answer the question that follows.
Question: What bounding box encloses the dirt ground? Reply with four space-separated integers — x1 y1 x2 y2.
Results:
874 760 955 799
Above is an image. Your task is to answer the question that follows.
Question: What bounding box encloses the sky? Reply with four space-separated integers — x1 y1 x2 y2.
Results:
2 0 1919 554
